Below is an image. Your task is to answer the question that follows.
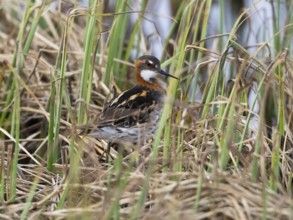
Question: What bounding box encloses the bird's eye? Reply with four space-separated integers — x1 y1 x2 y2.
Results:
146 61 153 67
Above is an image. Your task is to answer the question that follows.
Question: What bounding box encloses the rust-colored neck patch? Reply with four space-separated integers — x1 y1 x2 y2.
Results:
135 60 165 93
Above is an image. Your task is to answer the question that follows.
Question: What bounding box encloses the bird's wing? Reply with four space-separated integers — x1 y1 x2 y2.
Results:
95 85 162 127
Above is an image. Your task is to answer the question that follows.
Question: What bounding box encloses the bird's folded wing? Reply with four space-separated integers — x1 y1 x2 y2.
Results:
79 86 162 132
96 102 157 127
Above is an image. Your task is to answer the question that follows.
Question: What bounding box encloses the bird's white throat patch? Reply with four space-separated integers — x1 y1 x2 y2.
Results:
140 70 158 82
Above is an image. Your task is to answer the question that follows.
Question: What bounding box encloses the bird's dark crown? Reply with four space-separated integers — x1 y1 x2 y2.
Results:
136 55 161 71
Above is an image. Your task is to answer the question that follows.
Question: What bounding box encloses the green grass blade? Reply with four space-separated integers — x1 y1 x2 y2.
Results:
78 0 100 124
103 0 130 86
9 68 20 201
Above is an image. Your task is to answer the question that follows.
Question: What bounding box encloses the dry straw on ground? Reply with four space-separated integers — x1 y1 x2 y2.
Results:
0 1 293 220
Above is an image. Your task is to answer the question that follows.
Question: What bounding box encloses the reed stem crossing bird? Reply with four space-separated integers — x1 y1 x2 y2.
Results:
85 55 178 146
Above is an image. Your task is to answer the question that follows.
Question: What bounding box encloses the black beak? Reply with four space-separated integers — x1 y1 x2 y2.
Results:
158 69 178 80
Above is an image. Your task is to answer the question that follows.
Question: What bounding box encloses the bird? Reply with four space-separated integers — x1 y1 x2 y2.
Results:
84 55 178 146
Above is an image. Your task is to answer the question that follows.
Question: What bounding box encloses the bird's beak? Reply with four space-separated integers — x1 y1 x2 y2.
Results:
158 69 178 80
